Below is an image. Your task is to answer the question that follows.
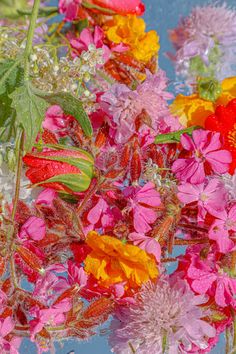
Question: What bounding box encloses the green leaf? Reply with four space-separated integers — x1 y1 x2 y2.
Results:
0 59 23 96
34 173 92 193
154 126 200 144
34 91 93 137
10 84 49 151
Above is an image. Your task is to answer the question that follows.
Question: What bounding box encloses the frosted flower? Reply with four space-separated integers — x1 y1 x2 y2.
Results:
109 278 216 354
169 3 236 82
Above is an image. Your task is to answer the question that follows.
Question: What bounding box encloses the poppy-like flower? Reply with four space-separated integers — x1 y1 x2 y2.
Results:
109 278 216 354
84 231 158 288
209 204 236 253
205 98 236 174
177 179 227 222
171 77 236 127
23 148 94 194
104 15 159 63
172 130 232 184
169 4 236 82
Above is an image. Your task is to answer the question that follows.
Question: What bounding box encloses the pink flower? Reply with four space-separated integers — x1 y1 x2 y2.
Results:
188 260 236 308
43 105 68 137
70 26 111 63
177 178 227 222
129 232 161 262
172 130 232 184
19 216 46 241
30 299 72 339
209 204 236 253
0 317 21 354
67 260 88 288
59 0 81 21
87 0 145 16
36 188 57 207
125 182 161 234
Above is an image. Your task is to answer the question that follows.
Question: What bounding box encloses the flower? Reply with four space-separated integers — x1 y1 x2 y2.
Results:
177 178 227 222
209 204 236 253
104 15 159 63
19 216 46 241
109 278 216 354
101 70 173 143
0 317 21 354
187 255 236 308
169 4 236 81
205 98 236 174
59 0 81 21
43 105 68 137
172 130 232 184
128 232 161 262
70 26 111 63
125 182 161 234
84 231 158 288
171 76 236 127
23 148 94 193
89 0 145 16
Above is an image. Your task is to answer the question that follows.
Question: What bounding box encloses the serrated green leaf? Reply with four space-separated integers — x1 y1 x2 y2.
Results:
0 59 23 96
34 91 93 137
10 84 49 151
0 93 16 142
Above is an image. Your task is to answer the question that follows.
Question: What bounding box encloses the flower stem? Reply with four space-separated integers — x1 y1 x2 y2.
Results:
24 0 41 81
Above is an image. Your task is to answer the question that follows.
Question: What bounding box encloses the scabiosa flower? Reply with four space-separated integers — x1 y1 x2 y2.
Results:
101 70 174 143
169 3 236 82
172 130 232 184
109 278 216 354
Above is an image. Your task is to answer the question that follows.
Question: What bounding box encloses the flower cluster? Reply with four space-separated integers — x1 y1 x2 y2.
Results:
0 1 236 354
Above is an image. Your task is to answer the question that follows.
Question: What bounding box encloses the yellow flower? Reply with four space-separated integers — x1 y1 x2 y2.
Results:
104 15 159 63
84 231 158 288
171 77 236 127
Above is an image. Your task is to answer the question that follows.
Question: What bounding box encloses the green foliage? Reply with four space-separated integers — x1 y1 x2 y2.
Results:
10 83 49 151
0 60 23 96
35 91 93 137
154 126 200 144
197 78 222 102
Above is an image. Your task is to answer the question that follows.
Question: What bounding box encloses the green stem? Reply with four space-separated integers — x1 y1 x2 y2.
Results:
154 126 200 144
24 0 41 81
226 327 230 354
233 316 236 354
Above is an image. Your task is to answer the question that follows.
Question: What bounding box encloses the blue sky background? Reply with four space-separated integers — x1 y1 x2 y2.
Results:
21 0 234 352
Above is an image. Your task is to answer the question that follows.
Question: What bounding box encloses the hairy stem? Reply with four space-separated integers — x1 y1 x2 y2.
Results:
24 0 41 81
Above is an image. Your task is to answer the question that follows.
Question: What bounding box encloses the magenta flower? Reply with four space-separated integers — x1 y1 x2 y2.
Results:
19 216 46 241
36 188 57 207
125 182 161 234
59 0 81 21
172 130 232 184
0 317 21 354
209 204 236 253
43 105 67 137
109 278 216 354
70 26 111 63
30 299 72 340
129 232 161 262
187 256 236 308
177 178 227 222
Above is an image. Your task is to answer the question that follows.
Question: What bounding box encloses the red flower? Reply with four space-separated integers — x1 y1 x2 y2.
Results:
205 99 236 174
23 148 94 194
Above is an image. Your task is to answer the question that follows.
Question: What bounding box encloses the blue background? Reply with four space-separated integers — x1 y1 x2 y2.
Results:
22 0 233 352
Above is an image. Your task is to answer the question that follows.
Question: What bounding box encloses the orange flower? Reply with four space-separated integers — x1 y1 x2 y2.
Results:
104 15 159 63
84 231 158 288
171 77 236 127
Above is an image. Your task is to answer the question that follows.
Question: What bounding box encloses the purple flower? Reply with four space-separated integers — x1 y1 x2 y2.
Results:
169 4 236 80
101 70 175 143
109 278 216 354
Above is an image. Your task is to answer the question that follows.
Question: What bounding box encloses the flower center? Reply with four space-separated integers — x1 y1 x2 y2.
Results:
227 124 236 148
